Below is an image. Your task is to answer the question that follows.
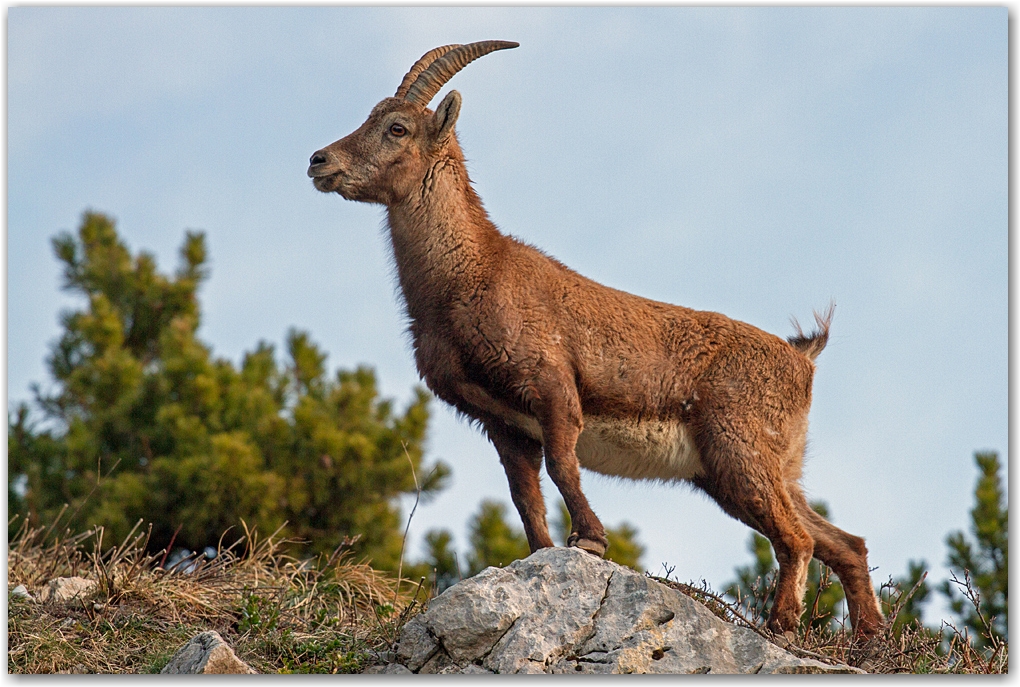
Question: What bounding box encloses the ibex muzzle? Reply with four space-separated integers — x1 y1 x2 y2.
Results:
308 41 885 639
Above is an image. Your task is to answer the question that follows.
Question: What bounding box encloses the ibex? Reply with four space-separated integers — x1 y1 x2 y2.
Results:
308 41 884 637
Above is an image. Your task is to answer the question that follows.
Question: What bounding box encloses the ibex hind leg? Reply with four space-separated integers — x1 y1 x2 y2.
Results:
788 485 885 637
694 439 814 636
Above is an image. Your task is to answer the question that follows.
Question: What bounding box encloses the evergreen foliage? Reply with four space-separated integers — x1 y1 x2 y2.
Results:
8 212 449 569
879 558 931 636
418 528 461 593
940 451 1008 647
465 500 531 576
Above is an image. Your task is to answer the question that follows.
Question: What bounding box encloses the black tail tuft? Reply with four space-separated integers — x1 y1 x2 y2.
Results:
788 302 834 361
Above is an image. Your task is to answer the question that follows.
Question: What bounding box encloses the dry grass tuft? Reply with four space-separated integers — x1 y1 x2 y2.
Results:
8 511 428 674
651 571 1007 674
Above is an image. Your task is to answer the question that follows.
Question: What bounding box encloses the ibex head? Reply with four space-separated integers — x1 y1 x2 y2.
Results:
308 41 518 205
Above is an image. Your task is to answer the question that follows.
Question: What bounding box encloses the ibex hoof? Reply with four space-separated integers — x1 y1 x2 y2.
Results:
566 533 607 557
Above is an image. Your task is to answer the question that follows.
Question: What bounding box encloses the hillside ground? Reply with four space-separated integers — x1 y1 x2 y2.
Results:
7 514 1005 674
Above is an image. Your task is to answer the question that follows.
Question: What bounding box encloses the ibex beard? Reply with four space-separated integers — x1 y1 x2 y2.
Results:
308 41 885 639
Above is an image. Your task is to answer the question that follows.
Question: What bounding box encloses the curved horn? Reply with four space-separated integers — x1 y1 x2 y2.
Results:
394 44 462 99
403 40 519 106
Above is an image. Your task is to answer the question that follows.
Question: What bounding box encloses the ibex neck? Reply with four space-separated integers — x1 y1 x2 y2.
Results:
385 156 500 318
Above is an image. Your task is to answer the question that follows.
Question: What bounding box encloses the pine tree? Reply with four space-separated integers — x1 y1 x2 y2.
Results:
940 451 1008 647
412 528 461 593
8 211 448 569
465 500 531 575
879 559 931 635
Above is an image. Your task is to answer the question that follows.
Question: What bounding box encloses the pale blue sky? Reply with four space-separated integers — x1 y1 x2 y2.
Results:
7 7 1007 626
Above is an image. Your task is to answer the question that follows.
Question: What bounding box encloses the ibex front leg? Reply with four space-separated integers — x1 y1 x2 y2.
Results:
531 374 608 557
486 422 555 551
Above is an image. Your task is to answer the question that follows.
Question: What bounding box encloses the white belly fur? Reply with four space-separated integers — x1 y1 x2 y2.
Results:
510 414 704 482
456 382 703 482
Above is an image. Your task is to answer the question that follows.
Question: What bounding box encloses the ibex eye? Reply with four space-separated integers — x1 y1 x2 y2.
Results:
389 124 406 137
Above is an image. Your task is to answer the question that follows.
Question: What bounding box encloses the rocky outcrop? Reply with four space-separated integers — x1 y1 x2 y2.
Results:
161 631 257 674
385 548 860 674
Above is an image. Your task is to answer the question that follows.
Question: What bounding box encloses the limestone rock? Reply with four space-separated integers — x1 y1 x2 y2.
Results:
387 548 861 674
37 577 97 604
10 584 34 601
161 631 257 674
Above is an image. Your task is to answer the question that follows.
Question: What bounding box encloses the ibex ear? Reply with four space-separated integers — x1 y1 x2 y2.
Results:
433 90 461 144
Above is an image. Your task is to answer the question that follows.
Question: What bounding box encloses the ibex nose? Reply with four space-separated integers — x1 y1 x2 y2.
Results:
307 149 339 178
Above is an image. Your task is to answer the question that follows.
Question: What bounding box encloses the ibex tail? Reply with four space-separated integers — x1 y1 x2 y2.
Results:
788 302 835 362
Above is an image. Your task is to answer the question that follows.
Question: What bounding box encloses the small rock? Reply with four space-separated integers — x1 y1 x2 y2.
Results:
10 584 34 601
363 663 413 674
161 631 256 674
38 577 97 604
